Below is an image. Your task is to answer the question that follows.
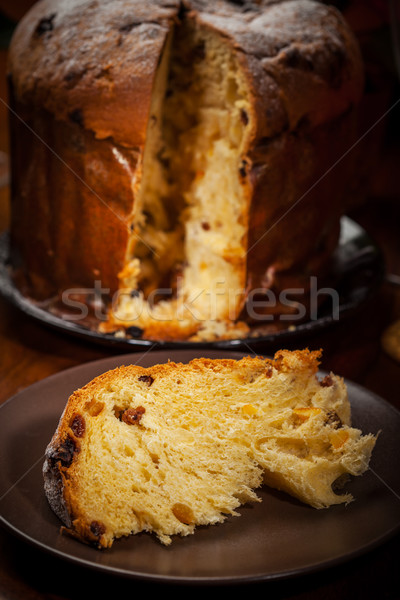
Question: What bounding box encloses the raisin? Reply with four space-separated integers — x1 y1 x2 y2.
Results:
49 436 76 468
240 109 249 125
70 414 85 438
68 109 84 126
35 14 56 36
325 411 343 429
239 160 248 178
201 222 211 231
90 520 106 537
265 365 273 378
126 326 144 338
138 375 154 386
121 406 146 425
320 375 334 387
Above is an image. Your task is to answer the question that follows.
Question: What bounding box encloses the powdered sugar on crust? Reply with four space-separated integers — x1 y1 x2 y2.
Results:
9 0 362 145
8 0 181 146
191 0 363 130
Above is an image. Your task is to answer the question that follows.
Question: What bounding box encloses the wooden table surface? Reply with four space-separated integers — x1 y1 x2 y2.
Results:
0 7 400 599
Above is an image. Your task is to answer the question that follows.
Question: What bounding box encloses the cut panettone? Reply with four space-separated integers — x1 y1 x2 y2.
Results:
8 0 364 341
43 349 376 548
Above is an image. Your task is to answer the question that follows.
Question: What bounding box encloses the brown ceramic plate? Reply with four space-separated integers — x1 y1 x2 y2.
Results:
0 350 399 585
0 218 384 353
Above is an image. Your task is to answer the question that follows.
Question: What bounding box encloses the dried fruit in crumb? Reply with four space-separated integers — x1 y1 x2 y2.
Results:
90 520 106 537
242 404 258 416
138 375 154 386
49 437 76 467
70 414 86 438
265 365 273 378
320 375 334 387
172 503 194 524
330 429 349 449
121 406 146 425
292 407 321 422
325 411 342 428
84 400 104 417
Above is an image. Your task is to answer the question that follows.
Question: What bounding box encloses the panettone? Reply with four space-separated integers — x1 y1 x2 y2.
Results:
43 349 376 548
8 0 364 341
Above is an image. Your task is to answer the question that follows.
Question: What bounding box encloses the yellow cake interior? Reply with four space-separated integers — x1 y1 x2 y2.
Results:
110 19 253 335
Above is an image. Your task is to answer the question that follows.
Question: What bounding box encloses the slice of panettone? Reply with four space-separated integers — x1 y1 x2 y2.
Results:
43 349 376 548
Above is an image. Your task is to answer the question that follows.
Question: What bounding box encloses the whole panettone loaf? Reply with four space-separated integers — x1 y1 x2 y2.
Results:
8 0 364 341
43 350 376 548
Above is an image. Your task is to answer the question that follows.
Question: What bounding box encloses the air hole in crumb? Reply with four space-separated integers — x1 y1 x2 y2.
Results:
141 467 151 481
124 445 134 457
149 451 160 464
275 438 309 458
332 473 350 491
256 436 309 458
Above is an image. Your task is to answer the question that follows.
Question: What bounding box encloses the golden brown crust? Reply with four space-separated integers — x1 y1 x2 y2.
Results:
8 0 180 147
9 109 138 299
9 1 361 143
188 1 363 302
189 0 363 133
8 0 180 300
243 110 358 303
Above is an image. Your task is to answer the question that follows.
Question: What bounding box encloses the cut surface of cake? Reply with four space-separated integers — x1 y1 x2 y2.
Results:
43 349 376 548
8 0 364 341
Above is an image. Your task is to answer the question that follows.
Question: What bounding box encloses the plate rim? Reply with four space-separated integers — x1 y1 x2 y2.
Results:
0 349 399 585
0 217 385 351
2 515 399 586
